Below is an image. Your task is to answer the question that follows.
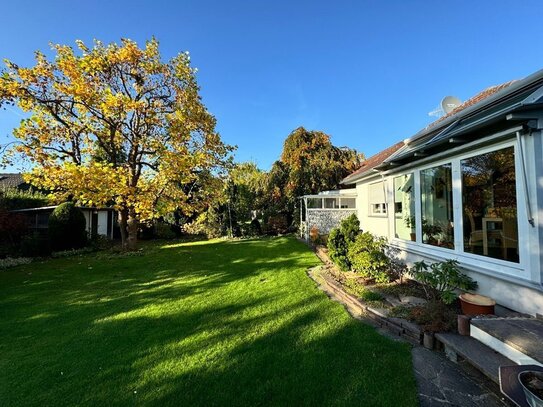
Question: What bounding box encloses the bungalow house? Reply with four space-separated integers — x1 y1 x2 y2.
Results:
317 68 543 318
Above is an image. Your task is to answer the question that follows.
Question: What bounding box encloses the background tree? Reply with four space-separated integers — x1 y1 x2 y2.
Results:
0 38 234 249
184 162 265 238
228 162 265 223
266 127 363 227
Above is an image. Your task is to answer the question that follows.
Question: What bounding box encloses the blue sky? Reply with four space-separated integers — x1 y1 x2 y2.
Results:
1 0 542 171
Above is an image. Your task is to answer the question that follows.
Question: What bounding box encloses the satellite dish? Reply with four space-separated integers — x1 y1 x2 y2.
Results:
441 96 462 114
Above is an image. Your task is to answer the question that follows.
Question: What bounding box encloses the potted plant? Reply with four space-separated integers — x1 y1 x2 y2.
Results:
404 215 416 241
519 371 543 407
421 219 442 245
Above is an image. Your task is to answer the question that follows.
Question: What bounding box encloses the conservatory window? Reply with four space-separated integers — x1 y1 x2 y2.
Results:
324 198 340 209
394 173 415 241
340 198 356 209
420 163 454 249
307 198 322 209
461 146 518 263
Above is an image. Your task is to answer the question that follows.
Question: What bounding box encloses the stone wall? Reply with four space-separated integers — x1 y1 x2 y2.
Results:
306 210 357 236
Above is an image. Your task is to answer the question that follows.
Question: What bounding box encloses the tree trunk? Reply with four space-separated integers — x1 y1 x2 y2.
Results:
127 208 138 250
118 209 128 249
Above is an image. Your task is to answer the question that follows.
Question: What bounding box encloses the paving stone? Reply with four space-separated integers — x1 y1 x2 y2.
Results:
400 295 427 305
309 266 514 406
436 332 515 384
412 347 511 407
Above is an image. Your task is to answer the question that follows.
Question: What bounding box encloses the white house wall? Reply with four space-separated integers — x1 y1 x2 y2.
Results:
355 179 388 236
353 131 543 316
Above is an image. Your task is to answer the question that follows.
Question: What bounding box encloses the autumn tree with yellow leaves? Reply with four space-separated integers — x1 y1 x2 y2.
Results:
0 38 233 249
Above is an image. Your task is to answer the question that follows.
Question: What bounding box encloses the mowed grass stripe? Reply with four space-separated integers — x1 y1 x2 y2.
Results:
0 237 417 406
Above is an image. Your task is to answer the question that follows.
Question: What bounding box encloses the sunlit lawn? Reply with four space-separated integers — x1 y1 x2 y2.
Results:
0 237 417 406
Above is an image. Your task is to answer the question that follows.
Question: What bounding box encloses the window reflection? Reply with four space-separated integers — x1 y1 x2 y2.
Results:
420 164 454 249
461 147 518 262
394 174 415 241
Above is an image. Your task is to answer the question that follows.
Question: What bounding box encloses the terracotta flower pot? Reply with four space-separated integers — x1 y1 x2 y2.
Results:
459 293 495 316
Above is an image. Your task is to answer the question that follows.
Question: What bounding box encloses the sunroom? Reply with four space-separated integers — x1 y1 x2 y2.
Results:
299 189 357 240
343 69 543 315
388 140 527 277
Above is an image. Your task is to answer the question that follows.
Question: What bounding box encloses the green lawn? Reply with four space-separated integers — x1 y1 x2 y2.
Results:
0 237 417 406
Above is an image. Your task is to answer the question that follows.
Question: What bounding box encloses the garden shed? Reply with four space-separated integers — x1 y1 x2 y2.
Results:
12 205 115 239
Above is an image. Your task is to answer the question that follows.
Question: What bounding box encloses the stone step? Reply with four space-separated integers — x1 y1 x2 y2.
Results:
471 317 543 366
435 332 517 384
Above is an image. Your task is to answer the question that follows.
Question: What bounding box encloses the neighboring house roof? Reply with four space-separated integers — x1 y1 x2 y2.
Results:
341 141 404 184
11 205 114 213
0 173 26 189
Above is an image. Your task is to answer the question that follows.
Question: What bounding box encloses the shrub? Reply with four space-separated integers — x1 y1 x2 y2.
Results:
155 222 176 239
20 232 51 257
327 214 361 271
48 202 87 251
348 232 391 283
229 224 242 238
0 209 29 256
327 227 350 271
249 218 262 236
89 234 114 250
410 259 477 305
386 245 408 283
343 278 384 302
406 300 457 333
0 187 50 210
184 210 221 239
340 213 360 243
265 214 289 235
241 219 262 237
317 233 328 246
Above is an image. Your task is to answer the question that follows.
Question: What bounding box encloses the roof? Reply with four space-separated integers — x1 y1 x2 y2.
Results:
11 205 114 213
341 141 404 184
386 69 543 166
341 69 543 185
300 188 357 199
0 173 25 189
423 81 517 132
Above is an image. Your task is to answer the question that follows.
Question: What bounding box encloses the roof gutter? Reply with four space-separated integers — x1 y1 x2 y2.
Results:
341 167 384 185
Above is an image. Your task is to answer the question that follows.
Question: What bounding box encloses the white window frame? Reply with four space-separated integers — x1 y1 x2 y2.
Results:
419 160 455 250
305 196 357 211
386 138 530 281
393 173 416 241
368 181 387 217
